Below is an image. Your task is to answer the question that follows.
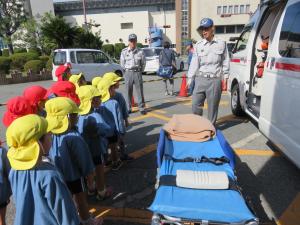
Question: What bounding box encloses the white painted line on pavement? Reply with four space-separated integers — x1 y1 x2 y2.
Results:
231 132 262 149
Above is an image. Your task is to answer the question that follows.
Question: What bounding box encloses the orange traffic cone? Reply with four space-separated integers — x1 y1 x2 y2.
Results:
178 74 188 97
131 96 136 107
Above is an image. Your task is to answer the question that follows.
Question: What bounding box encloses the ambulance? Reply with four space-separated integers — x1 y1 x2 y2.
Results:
228 0 300 168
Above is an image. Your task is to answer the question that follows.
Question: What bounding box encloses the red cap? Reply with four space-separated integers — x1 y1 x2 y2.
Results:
2 96 33 127
23 86 47 113
47 81 80 105
55 65 69 81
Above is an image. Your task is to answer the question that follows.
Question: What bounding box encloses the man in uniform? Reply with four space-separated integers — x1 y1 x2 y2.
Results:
187 18 229 125
120 34 146 115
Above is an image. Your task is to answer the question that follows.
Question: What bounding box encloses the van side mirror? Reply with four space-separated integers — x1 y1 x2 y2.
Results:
229 37 239 42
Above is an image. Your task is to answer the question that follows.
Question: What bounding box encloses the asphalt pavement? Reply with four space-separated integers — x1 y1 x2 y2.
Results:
1 71 299 225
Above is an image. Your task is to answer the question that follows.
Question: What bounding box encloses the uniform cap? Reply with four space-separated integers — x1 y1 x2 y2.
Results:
77 85 101 115
92 76 102 87
103 72 122 83
128 33 137 41
6 114 50 170
45 97 79 134
23 86 47 113
2 96 33 127
198 18 214 29
97 78 117 103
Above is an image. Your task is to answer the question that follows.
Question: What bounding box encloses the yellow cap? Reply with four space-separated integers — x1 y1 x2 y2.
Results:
45 97 79 134
6 114 49 170
69 73 83 85
92 76 102 87
103 72 122 83
77 85 101 115
97 78 116 103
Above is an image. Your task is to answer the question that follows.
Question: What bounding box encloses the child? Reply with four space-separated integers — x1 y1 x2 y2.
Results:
97 78 125 170
69 73 87 93
6 114 83 225
47 81 81 105
23 85 47 116
55 65 72 81
45 97 102 225
92 77 102 87
103 72 132 161
77 85 114 200
0 142 11 225
2 96 33 127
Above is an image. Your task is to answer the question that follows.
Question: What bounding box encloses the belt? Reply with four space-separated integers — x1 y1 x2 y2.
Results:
200 72 220 78
125 68 141 72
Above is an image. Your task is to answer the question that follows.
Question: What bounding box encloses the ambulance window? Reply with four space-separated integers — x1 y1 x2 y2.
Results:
279 2 300 58
235 29 251 52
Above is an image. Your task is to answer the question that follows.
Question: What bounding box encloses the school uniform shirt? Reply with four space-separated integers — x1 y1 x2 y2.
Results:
9 161 80 225
97 99 125 135
112 92 129 120
49 129 95 182
0 147 11 205
77 111 114 158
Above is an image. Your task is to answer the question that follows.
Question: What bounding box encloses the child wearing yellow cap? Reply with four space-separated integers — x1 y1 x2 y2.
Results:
77 85 114 200
103 72 132 161
69 73 87 93
91 76 102 87
45 97 102 225
6 114 82 225
97 78 125 170
0 143 11 225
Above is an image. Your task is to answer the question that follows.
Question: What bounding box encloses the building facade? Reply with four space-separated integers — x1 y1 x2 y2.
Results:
54 0 176 46
176 0 260 53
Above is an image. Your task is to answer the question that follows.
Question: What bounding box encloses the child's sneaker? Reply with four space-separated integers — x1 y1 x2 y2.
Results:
82 216 103 225
96 187 113 201
111 160 123 171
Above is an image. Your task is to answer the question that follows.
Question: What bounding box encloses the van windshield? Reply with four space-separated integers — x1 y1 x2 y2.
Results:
53 51 66 65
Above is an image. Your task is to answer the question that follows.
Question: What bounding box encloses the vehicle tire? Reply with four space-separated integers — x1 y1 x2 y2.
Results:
180 62 184 71
231 83 244 116
115 70 123 77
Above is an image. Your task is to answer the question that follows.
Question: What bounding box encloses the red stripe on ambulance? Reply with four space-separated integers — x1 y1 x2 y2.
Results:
275 62 300 72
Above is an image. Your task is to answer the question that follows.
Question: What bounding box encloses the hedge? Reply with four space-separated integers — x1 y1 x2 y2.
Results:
0 57 11 74
102 44 114 57
46 57 53 71
2 49 9 57
28 48 42 56
10 52 39 70
137 43 144 48
0 49 2 56
114 43 126 59
39 56 50 63
24 60 45 74
14 48 27 53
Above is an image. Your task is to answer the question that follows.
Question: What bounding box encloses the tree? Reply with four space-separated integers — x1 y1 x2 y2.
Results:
40 13 80 49
0 0 27 55
74 28 103 49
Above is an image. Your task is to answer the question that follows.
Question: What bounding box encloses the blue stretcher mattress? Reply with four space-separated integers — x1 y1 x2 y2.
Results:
149 130 257 223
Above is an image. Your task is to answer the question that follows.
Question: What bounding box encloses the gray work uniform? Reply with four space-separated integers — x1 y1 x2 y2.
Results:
120 47 146 111
187 37 229 124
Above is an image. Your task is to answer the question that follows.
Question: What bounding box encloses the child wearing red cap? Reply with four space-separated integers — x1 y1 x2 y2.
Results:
47 81 81 105
23 85 47 116
55 65 71 81
2 96 33 127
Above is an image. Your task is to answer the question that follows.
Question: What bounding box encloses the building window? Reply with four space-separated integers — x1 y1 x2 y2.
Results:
279 2 300 58
121 23 133 29
223 6 227 14
228 5 233 14
240 5 245 14
217 6 222 15
226 25 235 33
234 5 239 14
236 25 244 33
246 4 250 13
215 26 225 34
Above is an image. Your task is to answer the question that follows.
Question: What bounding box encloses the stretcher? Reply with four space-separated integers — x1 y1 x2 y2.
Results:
149 129 259 225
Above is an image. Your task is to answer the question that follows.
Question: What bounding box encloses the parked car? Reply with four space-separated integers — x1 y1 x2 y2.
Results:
228 0 300 168
142 47 185 74
52 49 124 81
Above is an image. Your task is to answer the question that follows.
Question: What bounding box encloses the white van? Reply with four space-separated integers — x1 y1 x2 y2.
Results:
228 0 300 168
52 49 124 81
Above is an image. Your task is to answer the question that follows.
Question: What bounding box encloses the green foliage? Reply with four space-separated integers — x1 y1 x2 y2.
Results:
40 13 80 49
74 29 103 49
114 43 126 59
102 44 115 57
14 48 27 53
0 49 2 56
137 43 144 48
0 57 11 74
46 57 53 71
28 48 42 56
39 56 50 63
24 60 45 73
2 49 9 57
10 52 39 70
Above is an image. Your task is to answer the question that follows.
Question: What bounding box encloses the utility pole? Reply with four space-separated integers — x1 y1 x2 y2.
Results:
82 0 87 29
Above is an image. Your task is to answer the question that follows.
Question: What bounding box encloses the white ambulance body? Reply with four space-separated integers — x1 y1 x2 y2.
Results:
228 0 300 168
